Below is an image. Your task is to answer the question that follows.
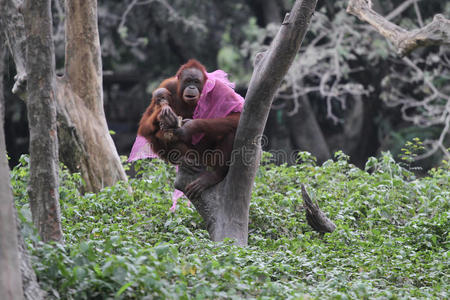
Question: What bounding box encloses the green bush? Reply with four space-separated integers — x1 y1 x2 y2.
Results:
12 152 449 299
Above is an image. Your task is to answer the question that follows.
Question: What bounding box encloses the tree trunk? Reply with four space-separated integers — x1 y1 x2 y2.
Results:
23 0 63 243
1 0 128 193
58 0 127 192
286 95 331 164
13 203 46 300
176 0 319 246
264 109 296 164
1 38 4 120
326 96 364 160
1 39 45 300
0 40 24 300
0 137 25 300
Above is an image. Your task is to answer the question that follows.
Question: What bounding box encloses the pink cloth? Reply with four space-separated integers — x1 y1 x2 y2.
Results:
128 136 187 209
128 135 158 162
128 70 244 210
169 189 190 212
192 70 244 144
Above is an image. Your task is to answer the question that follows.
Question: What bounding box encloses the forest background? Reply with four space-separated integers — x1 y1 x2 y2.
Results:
3 0 449 170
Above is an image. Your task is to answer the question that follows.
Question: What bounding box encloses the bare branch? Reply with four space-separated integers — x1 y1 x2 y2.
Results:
347 0 450 56
118 0 206 47
385 0 421 21
0 0 28 99
382 55 450 160
413 1 424 28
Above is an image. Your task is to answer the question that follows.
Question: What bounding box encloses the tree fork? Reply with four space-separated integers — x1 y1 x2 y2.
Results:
175 0 319 246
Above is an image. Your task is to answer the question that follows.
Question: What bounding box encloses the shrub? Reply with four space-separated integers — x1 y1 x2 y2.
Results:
12 152 449 299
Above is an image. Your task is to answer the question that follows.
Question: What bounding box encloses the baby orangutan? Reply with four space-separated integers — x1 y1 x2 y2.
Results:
138 87 190 163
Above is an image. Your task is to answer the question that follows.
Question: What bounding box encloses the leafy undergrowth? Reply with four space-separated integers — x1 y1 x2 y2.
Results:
12 151 449 299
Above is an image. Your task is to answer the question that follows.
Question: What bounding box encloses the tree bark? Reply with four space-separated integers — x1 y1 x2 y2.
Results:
175 0 319 246
55 0 128 192
64 0 103 117
347 0 450 56
0 40 44 300
0 40 25 300
14 205 45 300
1 0 128 193
0 39 4 120
23 0 63 243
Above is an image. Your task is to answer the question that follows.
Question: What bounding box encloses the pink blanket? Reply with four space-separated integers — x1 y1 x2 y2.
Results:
128 70 244 210
191 70 244 144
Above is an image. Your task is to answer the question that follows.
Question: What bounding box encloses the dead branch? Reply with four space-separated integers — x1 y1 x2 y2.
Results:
381 55 450 160
117 0 206 47
347 0 450 56
301 184 336 233
275 11 369 122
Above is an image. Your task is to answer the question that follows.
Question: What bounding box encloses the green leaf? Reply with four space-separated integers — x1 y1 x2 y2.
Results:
116 281 134 298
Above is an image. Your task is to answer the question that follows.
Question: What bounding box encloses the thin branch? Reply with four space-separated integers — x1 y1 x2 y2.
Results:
415 115 450 160
385 0 421 21
382 55 450 160
413 1 424 28
118 0 142 47
274 12 369 121
118 0 206 47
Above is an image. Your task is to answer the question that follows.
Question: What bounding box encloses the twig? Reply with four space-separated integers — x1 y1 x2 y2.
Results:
385 0 421 21
413 1 424 28
118 0 206 47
